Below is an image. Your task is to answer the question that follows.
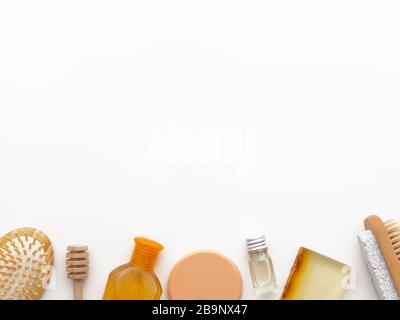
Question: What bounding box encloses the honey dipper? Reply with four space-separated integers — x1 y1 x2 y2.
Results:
66 245 89 300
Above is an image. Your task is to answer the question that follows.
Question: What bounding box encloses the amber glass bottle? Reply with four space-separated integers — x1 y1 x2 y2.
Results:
103 237 163 300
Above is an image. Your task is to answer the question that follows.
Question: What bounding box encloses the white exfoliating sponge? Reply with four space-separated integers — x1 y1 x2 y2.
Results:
358 230 399 300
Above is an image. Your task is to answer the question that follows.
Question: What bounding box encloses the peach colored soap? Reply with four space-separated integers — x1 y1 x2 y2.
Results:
168 250 242 300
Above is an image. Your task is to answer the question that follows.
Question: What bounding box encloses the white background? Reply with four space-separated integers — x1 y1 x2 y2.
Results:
1 1 400 300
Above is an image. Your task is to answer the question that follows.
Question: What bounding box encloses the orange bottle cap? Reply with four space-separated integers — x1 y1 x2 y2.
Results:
131 237 163 270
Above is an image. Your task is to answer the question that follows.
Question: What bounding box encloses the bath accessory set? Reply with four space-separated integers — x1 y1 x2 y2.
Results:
4 214 400 300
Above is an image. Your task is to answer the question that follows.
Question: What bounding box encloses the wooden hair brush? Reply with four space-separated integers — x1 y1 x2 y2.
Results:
0 227 54 300
358 215 400 299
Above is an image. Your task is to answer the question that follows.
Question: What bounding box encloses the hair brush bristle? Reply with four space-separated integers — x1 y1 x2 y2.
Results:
0 228 54 300
385 220 400 262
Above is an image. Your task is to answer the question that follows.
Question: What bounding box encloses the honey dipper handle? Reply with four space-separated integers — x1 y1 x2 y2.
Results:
73 279 84 300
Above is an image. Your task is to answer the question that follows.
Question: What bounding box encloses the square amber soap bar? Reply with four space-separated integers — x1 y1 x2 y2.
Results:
281 247 351 300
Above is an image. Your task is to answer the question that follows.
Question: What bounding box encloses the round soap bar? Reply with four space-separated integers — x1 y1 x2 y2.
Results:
168 250 242 300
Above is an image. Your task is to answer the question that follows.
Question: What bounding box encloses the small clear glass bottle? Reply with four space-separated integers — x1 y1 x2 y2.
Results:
246 235 277 295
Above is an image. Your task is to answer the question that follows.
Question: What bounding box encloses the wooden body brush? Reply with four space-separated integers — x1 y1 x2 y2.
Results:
0 227 54 300
358 215 400 299
66 245 89 300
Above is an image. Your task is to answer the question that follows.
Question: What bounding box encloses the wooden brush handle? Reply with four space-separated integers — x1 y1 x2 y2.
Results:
66 245 89 300
364 215 400 296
